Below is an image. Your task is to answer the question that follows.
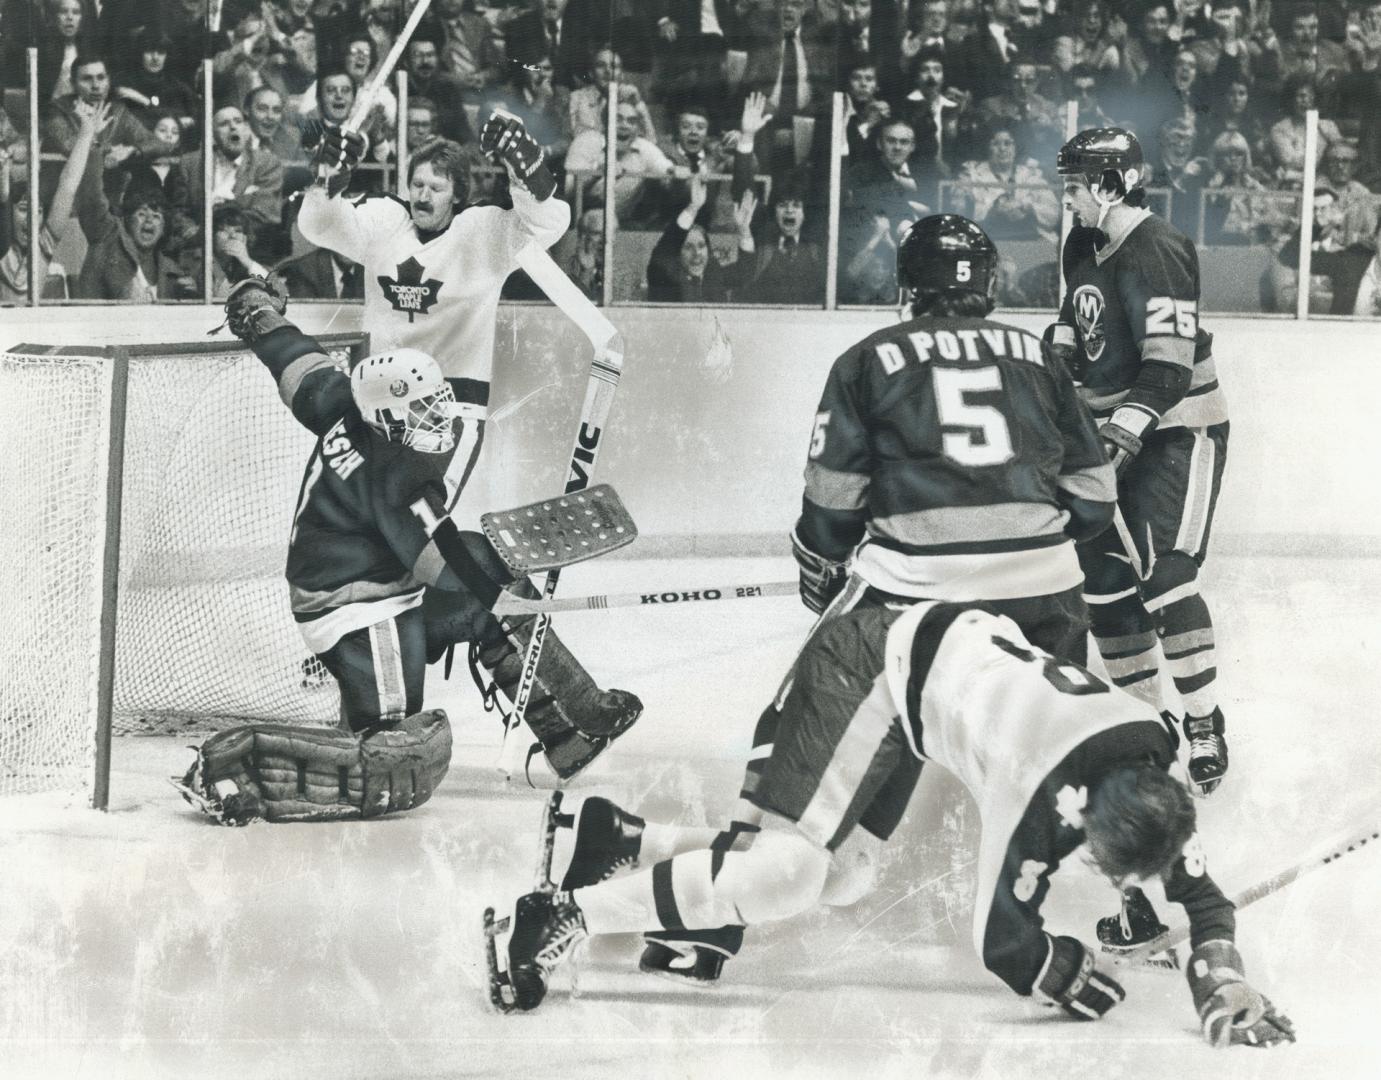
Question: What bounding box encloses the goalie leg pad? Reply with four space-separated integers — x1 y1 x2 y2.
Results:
179 711 453 823
476 605 641 744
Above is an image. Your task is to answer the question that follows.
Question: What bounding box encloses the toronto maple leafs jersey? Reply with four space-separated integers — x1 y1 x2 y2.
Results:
800 315 1116 601
884 601 1235 995
1059 212 1228 433
255 333 480 654
297 184 569 413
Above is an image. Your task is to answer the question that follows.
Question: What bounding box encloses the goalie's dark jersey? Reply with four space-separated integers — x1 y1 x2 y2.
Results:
883 602 1236 996
256 339 469 654
1059 214 1228 430
801 315 1115 602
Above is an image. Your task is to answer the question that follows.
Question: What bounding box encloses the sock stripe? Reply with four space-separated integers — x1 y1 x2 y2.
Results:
651 861 685 931
1173 668 1217 695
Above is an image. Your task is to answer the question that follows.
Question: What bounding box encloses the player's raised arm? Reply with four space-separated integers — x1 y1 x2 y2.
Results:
298 127 405 264
221 277 354 437
478 110 570 255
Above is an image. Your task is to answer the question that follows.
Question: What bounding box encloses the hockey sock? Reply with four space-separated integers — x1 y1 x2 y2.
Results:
639 822 721 867
1152 591 1219 718
576 833 830 936
1087 588 1165 710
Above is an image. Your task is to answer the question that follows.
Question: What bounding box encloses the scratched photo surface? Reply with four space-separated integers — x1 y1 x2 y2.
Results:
2 298 1377 1080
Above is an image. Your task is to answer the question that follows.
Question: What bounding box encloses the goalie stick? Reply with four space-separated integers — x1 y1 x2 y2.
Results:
483 791 575 1011
1113 814 1381 966
492 579 798 616
498 246 625 777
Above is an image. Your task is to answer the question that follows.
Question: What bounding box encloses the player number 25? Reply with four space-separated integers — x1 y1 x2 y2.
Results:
1145 296 1196 337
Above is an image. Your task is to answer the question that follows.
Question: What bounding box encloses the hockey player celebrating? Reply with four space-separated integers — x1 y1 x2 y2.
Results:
1049 128 1231 798
486 601 1295 1051
173 280 640 822
634 214 1118 983
291 106 638 776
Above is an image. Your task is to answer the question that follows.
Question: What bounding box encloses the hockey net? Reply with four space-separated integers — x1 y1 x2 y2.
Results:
0 336 365 802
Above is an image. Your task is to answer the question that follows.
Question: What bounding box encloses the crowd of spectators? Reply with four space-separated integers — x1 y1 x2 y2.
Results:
3 0 1381 310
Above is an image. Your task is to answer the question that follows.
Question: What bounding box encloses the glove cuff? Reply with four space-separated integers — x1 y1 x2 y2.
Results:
1188 939 1245 994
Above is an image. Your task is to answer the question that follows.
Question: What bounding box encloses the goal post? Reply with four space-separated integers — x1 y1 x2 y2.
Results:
0 334 368 808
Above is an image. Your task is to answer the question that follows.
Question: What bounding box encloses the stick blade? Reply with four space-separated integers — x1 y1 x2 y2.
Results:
482 483 637 574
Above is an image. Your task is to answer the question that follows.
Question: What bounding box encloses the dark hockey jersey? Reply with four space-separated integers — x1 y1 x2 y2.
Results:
1059 212 1228 433
800 315 1115 601
884 601 1236 996
255 332 473 654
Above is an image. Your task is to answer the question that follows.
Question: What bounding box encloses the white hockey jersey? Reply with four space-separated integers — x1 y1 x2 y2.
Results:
883 602 1164 960
297 184 569 409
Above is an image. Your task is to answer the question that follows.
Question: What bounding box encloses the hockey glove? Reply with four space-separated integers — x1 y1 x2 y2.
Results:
217 275 289 342
313 125 367 197
790 526 847 616
1098 420 1142 473
1034 934 1126 1020
1187 940 1296 1049
479 110 556 199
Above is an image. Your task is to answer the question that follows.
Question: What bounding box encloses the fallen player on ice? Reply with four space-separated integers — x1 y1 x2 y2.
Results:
484 601 1294 1049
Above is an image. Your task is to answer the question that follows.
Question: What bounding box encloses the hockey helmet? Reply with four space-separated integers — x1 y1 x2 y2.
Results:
1056 127 1144 200
351 348 457 453
896 214 998 307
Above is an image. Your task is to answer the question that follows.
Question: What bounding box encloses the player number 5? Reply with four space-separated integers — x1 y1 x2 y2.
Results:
932 366 1014 467
956 260 971 282
809 411 830 459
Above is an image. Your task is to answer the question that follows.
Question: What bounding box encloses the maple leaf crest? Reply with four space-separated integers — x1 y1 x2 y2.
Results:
377 256 443 322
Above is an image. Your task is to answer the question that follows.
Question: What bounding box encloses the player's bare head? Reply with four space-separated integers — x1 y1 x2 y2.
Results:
1083 764 1195 885
407 139 472 231
351 349 457 453
896 213 998 318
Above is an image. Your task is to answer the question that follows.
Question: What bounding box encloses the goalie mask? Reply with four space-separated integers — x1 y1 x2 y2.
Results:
351 348 457 453
1056 127 1144 229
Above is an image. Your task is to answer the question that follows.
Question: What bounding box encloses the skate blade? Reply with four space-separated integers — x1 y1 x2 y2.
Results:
482 907 519 1014
1102 944 1182 972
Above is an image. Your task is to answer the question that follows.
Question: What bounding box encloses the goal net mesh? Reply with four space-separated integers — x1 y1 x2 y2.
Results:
1 341 356 798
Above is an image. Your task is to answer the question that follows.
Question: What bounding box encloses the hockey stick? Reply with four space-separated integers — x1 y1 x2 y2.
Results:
497 246 624 777
1115 815 1381 965
314 0 435 185
492 580 797 616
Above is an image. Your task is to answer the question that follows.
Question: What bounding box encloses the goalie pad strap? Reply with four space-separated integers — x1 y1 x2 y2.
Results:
197 710 452 822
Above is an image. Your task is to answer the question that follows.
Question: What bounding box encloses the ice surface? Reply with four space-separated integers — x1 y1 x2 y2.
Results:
3 553 1379 1080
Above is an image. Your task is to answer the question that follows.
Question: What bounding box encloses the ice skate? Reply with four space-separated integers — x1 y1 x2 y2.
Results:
559 796 646 889
1097 886 1179 971
1182 707 1228 797
639 927 745 986
484 891 587 1013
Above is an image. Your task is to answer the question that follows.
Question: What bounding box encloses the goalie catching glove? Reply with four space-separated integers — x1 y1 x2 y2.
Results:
1034 934 1126 1020
313 125 368 198
214 275 289 342
171 710 452 824
791 526 847 616
479 111 556 200
1187 940 1296 1049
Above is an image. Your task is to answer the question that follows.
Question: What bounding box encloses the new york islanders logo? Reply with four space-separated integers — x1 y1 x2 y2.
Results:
1072 284 1106 361
378 256 442 322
